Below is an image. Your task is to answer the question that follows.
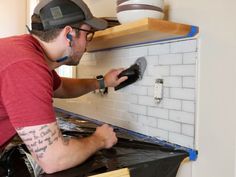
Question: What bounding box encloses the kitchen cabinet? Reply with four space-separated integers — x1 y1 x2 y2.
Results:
87 18 199 52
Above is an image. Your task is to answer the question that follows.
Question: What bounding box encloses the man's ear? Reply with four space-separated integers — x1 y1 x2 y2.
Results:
63 26 73 46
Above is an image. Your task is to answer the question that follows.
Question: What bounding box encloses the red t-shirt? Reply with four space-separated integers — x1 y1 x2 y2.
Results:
0 34 61 148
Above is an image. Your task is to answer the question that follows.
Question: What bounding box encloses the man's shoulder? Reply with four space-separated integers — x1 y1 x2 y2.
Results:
0 34 43 56
0 34 46 73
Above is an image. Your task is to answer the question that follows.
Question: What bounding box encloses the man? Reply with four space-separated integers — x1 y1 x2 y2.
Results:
0 0 127 174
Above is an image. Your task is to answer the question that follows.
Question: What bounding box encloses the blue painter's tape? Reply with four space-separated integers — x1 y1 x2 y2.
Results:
157 139 198 161
188 149 198 161
187 26 199 38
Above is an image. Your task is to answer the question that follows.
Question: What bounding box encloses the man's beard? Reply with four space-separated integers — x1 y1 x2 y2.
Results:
64 56 81 66
64 50 84 66
65 48 87 66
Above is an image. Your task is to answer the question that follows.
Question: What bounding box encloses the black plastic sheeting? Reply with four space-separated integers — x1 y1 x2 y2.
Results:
0 110 188 177
42 140 188 177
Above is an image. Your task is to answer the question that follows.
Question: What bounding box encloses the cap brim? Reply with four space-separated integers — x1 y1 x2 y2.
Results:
84 17 108 31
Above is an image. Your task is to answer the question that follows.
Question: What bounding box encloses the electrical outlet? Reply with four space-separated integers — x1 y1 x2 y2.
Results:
154 79 164 103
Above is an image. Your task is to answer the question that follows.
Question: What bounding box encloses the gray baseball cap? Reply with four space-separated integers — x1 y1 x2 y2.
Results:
32 0 107 31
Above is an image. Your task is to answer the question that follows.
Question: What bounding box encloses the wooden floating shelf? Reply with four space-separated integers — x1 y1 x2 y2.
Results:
87 18 199 52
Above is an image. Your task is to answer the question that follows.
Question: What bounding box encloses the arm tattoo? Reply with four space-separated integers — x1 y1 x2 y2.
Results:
16 123 69 160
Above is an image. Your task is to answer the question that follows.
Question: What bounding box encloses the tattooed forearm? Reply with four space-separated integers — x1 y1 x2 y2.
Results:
16 123 67 160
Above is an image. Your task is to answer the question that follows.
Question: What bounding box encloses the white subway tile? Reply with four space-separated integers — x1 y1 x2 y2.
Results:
93 99 115 108
129 46 148 57
129 104 147 115
112 48 130 58
66 39 197 148
116 85 130 94
128 122 148 135
148 65 170 77
170 88 195 100
119 57 135 67
96 55 124 68
146 56 158 65
158 119 181 133
124 112 138 122
128 85 148 95
98 115 130 130
170 40 197 53
148 43 170 55
147 127 169 141
109 58 128 68
182 124 194 137
183 77 196 88
127 94 138 104
159 54 183 65
147 117 158 127
170 65 196 76
169 132 194 148
138 76 155 86
182 100 195 113
138 96 156 106
154 101 164 108
94 51 115 61
138 115 157 127
96 105 125 120
113 100 130 110
127 56 141 65
183 52 197 64
138 115 148 124
108 92 128 102
94 51 108 59
163 76 182 87
148 87 154 97
163 87 170 98
169 110 195 124
81 52 91 60
80 54 97 66
162 98 182 110
147 107 169 119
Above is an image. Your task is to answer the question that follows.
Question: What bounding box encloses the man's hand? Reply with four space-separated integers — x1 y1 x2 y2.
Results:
104 68 128 88
93 124 118 149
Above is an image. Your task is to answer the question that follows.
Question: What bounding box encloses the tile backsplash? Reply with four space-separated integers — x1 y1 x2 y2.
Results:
55 39 198 148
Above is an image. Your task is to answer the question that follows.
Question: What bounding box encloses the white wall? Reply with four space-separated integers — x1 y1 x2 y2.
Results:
0 0 27 37
165 1 236 177
80 1 236 177
26 0 40 26
84 0 116 17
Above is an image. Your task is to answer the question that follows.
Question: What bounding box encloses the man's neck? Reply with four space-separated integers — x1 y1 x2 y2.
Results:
32 35 63 70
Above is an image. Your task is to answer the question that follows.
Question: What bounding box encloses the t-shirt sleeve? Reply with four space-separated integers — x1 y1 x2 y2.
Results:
0 60 56 128
52 70 61 91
